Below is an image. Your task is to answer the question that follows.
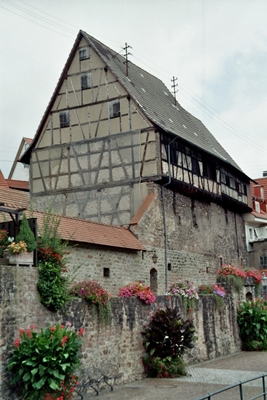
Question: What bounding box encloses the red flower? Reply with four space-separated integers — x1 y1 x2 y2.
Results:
50 326 56 332
14 338 20 348
78 327 85 336
61 336 68 346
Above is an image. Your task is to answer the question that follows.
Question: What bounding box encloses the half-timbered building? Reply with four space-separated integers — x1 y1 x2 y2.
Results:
21 31 252 290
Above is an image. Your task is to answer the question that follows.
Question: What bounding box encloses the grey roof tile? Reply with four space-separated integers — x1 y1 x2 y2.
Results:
82 31 242 173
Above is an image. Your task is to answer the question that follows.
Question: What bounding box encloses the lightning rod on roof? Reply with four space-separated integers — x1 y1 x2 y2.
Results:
123 43 132 76
171 76 178 105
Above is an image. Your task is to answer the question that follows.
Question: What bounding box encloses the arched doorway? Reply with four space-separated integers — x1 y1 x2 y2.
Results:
150 268 158 294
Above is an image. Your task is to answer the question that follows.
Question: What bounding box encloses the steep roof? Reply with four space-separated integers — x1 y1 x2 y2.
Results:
21 31 247 179
83 31 242 173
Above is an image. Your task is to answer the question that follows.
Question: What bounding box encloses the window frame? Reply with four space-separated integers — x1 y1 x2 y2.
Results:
59 111 70 128
109 100 120 118
81 73 92 90
79 47 90 60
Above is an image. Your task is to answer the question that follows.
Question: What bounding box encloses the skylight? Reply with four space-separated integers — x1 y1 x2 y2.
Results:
140 73 144 77
163 91 169 96
141 88 146 92
172 104 179 110
183 124 187 129
193 132 198 136
169 119 173 123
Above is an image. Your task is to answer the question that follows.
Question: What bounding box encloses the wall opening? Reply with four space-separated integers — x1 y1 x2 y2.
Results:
150 268 158 294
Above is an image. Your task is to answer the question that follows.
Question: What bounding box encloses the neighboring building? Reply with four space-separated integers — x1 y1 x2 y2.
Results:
20 30 252 290
244 174 267 269
8 137 32 181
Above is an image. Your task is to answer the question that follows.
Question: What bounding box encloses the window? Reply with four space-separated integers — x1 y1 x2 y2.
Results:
59 111 70 128
81 73 92 90
260 256 267 268
109 100 120 118
79 47 89 60
103 268 110 278
203 160 216 181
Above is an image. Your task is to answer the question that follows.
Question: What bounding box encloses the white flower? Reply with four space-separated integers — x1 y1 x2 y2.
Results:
8 237 14 242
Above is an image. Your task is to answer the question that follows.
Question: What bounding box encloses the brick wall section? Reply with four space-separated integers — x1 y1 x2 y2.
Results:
0 265 241 399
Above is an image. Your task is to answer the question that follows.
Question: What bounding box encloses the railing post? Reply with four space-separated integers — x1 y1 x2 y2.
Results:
239 382 243 400
263 374 266 400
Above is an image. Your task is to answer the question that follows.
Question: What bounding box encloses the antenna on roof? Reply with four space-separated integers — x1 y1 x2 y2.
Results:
123 43 132 76
171 76 178 105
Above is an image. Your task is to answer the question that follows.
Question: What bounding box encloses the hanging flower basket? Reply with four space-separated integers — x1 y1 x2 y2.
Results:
6 251 33 266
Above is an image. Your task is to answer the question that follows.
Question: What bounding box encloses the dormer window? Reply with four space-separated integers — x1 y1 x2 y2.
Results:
81 73 92 90
109 100 120 118
79 47 89 60
59 111 70 128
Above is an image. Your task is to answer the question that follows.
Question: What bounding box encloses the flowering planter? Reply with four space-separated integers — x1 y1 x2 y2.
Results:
44 393 72 400
44 395 54 400
6 251 33 266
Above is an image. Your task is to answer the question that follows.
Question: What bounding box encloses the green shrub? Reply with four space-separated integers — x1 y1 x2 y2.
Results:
16 213 36 252
142 306 196 377
37 261 70 311
237 299 267 350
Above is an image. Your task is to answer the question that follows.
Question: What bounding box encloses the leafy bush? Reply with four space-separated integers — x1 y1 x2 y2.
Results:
37 210 70 311
118 281 156 304
16 213 36 252
70 280 111 325
38 261 70 311
142 306 196 377
198 284 226 311
144 356 186 378
237 299 267 350
7 323 84 400
0 229 9 256
37 210 68 267
166 281 199 312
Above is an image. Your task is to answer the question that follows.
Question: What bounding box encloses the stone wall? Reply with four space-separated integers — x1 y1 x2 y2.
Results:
130 183 249 289
0 264 241 399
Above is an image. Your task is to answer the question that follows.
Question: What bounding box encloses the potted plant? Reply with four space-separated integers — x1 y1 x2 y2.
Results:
6 213 36 265
7 323 84 399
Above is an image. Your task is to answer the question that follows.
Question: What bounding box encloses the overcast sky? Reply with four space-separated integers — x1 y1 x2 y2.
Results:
0 0 267 180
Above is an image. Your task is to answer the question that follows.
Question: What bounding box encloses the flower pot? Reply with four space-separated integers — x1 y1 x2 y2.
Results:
6 251 33 266
44 394 54 400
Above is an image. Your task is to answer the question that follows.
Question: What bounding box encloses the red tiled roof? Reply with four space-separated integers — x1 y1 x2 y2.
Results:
6 179 29 191
0 186 29 209
0 170 8 187
30 211 146 251
130 194 155 225
0 187 145 250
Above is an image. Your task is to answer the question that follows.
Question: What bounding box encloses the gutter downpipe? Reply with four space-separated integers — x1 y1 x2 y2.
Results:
162 136 179 292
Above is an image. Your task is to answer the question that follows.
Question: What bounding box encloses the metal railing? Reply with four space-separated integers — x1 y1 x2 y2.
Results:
196 373 267 400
